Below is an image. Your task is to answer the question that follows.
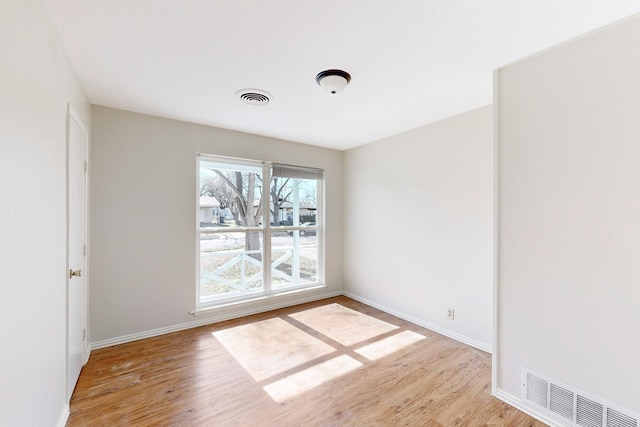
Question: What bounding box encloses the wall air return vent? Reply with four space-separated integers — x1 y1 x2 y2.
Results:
607 408 638 427
551 383 575 421
526 372 549 408
522 369 638 427
577 395 604 427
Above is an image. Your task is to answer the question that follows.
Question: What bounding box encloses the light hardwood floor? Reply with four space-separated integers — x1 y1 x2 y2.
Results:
67 296 546 426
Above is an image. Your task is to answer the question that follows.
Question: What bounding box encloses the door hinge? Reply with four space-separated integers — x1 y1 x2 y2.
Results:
84 161 88 173
83 244 86 256
83 328 86 342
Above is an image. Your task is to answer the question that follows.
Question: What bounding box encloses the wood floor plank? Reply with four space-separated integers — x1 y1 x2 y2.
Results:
67 296 546 426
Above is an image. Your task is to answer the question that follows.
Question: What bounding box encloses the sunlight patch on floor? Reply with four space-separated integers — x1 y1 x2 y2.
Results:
355 330 426 361
263 355 363 403
289 303 398 346
213 317 335 381
213 304 428 403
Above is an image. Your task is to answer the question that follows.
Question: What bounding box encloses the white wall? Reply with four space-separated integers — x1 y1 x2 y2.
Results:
0 0 90 426
90 106 343 344
496 15 640 414
343 106 494 350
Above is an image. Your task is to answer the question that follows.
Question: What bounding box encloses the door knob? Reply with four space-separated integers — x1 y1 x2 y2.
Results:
69 269 82 279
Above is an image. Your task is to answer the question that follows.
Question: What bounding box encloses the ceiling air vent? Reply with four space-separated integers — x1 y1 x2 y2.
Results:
237 89 271 106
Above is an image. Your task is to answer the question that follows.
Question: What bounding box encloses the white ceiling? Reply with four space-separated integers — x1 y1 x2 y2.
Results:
43 1 640 151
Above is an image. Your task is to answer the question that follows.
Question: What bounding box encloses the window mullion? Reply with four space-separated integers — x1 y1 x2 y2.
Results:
292 178 300 282
262 162 272 294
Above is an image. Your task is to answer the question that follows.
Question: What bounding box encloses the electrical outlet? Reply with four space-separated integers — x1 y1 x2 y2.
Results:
447 308 455 320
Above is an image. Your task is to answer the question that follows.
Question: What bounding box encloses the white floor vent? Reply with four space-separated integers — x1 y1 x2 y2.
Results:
522 369 638 427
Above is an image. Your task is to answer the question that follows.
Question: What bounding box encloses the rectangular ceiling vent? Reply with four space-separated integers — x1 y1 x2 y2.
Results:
522 369 638 427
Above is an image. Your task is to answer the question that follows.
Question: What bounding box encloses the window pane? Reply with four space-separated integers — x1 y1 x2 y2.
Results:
269 176 317 226
199 158 265 302
269 167 320 292
271 231 318 290
199 161 264 228
200 231 264 301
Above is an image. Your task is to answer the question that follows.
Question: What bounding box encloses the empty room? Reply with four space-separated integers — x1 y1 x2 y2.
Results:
2 1 639 426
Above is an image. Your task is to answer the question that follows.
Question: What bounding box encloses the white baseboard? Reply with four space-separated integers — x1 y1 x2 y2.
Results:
56 404 69 427
342 291 493 354
91 289 491 354
494 388 563 427
83 342 91 365
91 290 342 350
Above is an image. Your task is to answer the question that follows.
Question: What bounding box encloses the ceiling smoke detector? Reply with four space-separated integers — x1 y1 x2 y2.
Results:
316 69 351 94
237 89 271 106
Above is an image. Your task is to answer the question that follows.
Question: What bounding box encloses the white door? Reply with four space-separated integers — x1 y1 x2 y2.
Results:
67 106 88 399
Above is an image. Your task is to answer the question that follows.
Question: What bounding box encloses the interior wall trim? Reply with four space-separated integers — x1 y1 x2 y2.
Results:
91 290 342 350
91 290 492 354
56 404 69 427
342 291 493 354
495 388 566 427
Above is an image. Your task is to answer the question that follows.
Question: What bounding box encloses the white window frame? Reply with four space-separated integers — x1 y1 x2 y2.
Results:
196 154 324 309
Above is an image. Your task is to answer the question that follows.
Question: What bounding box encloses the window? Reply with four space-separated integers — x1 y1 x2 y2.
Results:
197 154 323 307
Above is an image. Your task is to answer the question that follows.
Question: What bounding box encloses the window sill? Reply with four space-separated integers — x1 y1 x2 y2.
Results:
190 284 326 316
